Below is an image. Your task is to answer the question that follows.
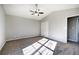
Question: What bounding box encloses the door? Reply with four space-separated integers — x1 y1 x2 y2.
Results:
41 21 48 37
67 17 78 42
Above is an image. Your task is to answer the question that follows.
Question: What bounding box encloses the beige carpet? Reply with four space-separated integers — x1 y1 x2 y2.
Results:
0 36 42 55
1 36 79 55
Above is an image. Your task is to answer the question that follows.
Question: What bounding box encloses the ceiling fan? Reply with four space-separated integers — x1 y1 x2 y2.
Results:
30 4 44 16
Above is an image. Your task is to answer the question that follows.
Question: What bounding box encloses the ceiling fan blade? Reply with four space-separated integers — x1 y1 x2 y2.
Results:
38 13 39 16
31 13 34 15
39 12 44 14
38 9 40 11
31 12 35 15
30 10 34 12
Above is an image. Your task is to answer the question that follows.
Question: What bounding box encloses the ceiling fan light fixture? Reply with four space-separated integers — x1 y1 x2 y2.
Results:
30 4 44 16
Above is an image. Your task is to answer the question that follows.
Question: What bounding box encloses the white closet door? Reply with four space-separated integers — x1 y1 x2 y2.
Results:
41 21 48 37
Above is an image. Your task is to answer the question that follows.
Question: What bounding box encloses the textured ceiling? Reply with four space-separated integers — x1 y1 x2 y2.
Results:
3 4 79 20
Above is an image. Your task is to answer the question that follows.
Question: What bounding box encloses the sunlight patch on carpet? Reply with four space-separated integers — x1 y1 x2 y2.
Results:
22 38 57 55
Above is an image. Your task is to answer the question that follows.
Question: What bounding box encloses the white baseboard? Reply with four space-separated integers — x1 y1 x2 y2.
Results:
0 40 6 51
6 36 40 42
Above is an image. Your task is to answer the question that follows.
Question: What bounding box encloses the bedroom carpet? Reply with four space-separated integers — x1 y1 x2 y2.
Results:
0 36 42 55
0 36 79 55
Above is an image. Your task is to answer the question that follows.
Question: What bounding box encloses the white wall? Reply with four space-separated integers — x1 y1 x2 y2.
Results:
41 8 79 43
6 15 41 41
0 5 6 50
